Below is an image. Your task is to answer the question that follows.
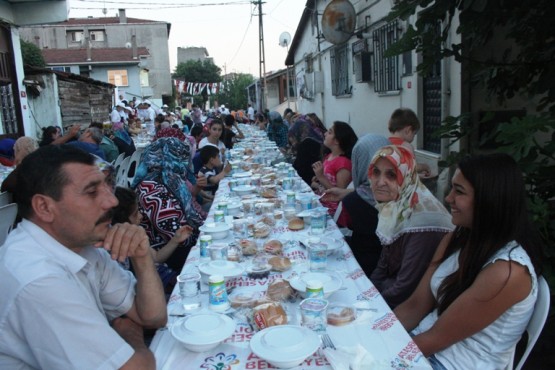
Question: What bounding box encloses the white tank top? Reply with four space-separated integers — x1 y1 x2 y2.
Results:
412 241 538 370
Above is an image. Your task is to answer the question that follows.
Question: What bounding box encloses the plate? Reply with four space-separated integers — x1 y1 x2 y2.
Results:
298 237 344 255
171 312 236 352
198 260 245 279
250 325 320 368
199 223 231 233
289 271 343 298
233 171 252 178
233 185 256 195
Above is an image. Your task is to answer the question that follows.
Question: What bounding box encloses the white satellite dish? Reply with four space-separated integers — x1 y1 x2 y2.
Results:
321 0 356 44
279 32 292 47
125 42 132 49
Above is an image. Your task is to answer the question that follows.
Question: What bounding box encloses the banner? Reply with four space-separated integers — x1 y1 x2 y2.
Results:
174 80 225 95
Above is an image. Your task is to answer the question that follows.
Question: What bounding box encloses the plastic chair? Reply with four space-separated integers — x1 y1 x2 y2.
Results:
0 191 13 207
115 157 131 187
126 150 142 186
112 152 125 169
0 203 18 246
507 276 551 370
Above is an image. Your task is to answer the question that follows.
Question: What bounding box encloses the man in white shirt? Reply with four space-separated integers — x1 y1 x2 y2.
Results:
247 103 255 123
143 100 156 122
0 145 167 369
111 102 125 124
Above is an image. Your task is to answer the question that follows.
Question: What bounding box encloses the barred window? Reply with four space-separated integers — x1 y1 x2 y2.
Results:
330 43 350 96
373 21 401 93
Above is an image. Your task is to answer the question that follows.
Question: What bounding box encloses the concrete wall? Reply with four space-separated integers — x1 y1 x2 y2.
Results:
26 74 61 140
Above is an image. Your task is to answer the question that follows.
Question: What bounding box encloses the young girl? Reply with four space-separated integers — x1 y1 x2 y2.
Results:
394 153 544 369
311 121 358 226
198 119 226 160
113 186 193 294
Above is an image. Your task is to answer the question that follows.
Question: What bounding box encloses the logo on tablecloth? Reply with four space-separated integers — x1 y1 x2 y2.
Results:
357 286 380 300
245 352 329 368
347 268 366 281
371 312 397 331
396 341 424 364
201 352 240 370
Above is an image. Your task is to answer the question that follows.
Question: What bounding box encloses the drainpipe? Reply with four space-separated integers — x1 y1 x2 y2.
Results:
85 36 91 61
132 34 137 60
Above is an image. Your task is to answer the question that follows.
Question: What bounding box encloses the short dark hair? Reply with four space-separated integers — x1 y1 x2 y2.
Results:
190 125 203 137
388 108 420 133
224 114 235 127
16 144 96 219
331 121 358 159
200 145 220 165
113 186 137 224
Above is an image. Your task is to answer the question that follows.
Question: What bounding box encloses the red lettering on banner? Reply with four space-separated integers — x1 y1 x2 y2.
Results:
397 341 420 362
372 312 398 331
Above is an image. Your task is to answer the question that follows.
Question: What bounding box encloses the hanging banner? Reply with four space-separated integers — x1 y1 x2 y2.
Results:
174 79 224 95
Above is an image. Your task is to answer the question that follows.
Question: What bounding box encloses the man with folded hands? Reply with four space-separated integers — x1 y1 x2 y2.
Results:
0 145 167 369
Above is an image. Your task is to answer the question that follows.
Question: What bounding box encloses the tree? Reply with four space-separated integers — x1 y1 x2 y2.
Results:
20 40 45 67
386 0 555 351
216 73 254 111
173 60 221 107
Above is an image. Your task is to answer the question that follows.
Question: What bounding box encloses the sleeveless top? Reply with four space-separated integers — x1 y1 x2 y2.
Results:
412 241 538 370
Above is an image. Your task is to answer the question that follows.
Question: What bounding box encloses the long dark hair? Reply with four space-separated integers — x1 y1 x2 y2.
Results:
331 121 358 159
437 153 544 314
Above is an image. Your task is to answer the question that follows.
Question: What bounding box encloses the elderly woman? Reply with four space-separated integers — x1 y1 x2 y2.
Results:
323 134 390 275
1 137 39 198
287 116 324 185
131 137 207 271
266 111 289 148
369 145 454 308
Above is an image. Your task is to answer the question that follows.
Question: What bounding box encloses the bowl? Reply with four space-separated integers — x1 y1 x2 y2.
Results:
198 260 245 284
289 271 343 298
199 223 231 240
233 185 256 195
250 325 320 368
227 202 242 216
170 312 236 352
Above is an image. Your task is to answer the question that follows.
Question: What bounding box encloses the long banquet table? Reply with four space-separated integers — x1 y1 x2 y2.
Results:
149 128 432 370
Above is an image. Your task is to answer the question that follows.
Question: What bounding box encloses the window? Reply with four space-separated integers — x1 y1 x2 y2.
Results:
90 31 105 42
108 70 128 86
51 66 71 73
373 21 401 93
70 31 84 42
139 69 149 87
330 43 350 96
305 54 314 74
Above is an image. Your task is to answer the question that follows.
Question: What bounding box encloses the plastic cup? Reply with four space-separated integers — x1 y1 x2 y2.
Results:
300 298 328 333
310 210 326 235
177 272 202 312
307 237 327 272
207 244 228 261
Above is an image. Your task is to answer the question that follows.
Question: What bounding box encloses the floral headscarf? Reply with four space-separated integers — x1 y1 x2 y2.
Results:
112 121 133 145
131 137 203 228
288 117 324 146
369 145 454 245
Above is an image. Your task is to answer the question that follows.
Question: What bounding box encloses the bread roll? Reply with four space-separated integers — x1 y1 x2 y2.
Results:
266 279 293 301
288 217 304 230
253 223 271 238
239 239 257 256
263 240 283 255
253 302 288 329
268 256 291 271
327 306 356 326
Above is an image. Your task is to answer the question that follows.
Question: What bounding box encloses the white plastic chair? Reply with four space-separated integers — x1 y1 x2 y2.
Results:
507 276 551 370
0 191 12 207
126 150 143 187
112 152 125 170
0 203 18 246
115 157 131 187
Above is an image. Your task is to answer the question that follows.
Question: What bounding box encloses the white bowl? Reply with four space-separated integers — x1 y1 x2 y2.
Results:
233 185 256 195
289 271 343 298
250 325 320 368
171 312 236 352
227 202 242 216
199 223 231 240
198 260 245 284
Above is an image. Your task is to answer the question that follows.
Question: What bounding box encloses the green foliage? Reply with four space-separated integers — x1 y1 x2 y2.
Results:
216 73 254 111
173 60 221 106
20 40 45 67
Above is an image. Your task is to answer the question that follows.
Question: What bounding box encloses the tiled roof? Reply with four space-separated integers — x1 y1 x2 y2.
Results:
59 17 161 26
42 47 150 64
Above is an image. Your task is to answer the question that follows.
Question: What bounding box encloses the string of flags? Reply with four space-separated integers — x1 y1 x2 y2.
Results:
173 80 226 95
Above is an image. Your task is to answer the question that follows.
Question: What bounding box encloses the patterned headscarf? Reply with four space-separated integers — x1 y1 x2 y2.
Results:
352 134 390 205
112 121 133 145
131 137 203 227
288 117 324 146
155 127 186 142
369 145 454 245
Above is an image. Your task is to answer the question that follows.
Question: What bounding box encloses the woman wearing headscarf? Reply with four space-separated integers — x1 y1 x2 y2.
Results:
266 111 289 148
322 134 390 275
287 117 324 185
111 121 136 157
369 145 454 308
131 137 206 271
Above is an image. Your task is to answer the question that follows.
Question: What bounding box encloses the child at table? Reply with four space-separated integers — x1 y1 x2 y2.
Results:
387 108 431 177
113 186 193 296
198 145 231 198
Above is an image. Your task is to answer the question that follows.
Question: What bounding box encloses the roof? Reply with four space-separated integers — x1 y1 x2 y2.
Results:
59 17 162 26
285 0 314 66
42 47 150 64
24 66 115 88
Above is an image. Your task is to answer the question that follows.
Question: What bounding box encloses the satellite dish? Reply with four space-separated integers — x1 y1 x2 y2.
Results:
279 32 291 47
125 42 132 49
321 0 356 44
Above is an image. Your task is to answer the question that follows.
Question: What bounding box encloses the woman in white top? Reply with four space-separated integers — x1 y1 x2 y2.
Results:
394 153 544 370
198 119 226 160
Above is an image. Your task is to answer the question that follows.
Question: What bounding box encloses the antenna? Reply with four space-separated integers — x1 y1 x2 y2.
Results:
321 0 356 44
279 32 291 47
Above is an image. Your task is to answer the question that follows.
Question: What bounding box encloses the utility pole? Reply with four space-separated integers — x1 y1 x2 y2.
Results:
255 0 267 113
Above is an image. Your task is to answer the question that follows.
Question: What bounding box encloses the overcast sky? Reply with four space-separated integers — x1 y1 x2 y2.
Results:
68 0 306 77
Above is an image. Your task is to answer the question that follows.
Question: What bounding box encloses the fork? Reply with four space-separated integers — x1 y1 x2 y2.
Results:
320 333 336 350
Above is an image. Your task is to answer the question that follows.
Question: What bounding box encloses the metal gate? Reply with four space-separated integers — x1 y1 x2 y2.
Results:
0 24 20 135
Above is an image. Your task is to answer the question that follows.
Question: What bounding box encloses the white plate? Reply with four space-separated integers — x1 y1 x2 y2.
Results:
198 260 245 279
289 271 343 298
171 312 236 352
250 325 320 369
199 223 231 233
232 171 252 178
233 185 256 194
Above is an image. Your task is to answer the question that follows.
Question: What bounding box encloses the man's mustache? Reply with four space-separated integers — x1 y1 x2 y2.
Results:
96 209 114 225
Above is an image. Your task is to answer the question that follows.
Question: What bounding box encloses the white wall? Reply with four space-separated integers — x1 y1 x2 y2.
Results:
26 74 62 140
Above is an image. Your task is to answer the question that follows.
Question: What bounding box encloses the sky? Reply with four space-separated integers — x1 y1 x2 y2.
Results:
68 0 306 76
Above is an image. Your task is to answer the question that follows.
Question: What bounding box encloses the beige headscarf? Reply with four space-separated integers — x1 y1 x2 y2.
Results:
369 145 454 245
14 137 38 166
